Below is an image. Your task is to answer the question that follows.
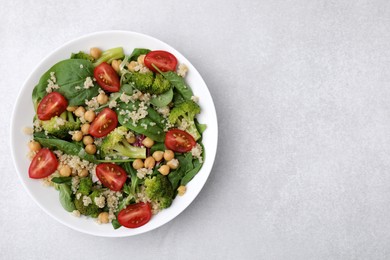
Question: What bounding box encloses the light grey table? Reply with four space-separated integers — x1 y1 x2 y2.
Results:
2 0 390 259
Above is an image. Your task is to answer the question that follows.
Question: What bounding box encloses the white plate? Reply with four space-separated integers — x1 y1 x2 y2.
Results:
10 31 218 237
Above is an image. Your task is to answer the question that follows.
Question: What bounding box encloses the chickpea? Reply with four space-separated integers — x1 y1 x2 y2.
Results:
144 156 156 169
177 185 186 196
28 141 41 152
158 165 170 176
78 168 89 177
97 93 108 105
81 123 90 135
59 165 71 177
72 131 83 142
74 106 86 118
137 54 146 65
127 61 137 72
84 110 96 123
152 151 164 162
83 135 94 145
85 144 97 155
66 106 77 112
126 135 136 144
111 59 122 73
132 159 144 170
90 47 102 60
98 212 109 224
166 159 179 170
164 150 175 161
142 137 154 148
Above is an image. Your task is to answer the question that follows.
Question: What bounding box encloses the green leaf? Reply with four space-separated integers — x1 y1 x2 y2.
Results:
111 219 122 229
59 184 75 212
168 153 193 190
32 59 99 106
51 177 72 185
153 64 193 101
129 48 150 61
116 101 165 142
150 87 173 107
34 132 97 163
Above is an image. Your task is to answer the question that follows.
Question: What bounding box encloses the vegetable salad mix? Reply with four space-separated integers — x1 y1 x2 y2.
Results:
27 46 206 229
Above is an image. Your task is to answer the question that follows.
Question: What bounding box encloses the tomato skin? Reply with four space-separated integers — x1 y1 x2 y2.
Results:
88 108 118 138
96 163 127 191
144 50 178 73
37 92 68 120
117 202 152 228
94 62 120 92
28 148 58 179
165 129 196 153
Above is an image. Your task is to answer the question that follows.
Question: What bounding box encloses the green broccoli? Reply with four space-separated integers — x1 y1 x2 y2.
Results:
144 174 174 209
100 126 146 159
70 51 94 62
168 100 201 140
41 111 80 139
129 72 171 95
151 74 171 94
93 47 124 67
78 177 93 195
130 72 154 93
74 196 100 217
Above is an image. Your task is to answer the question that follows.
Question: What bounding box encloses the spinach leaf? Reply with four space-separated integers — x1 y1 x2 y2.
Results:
168 153 193 190
51 176 72 185
181 143 205 185
34 132 97 163
59 184 75 212
116 101 165 142
111 219 122 229
152 65 193 101
129 48 150 61
150 87 173 107
181 159 203 186
32 59 99 106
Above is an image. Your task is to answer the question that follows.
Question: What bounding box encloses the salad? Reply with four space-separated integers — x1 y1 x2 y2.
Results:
26 46 206 229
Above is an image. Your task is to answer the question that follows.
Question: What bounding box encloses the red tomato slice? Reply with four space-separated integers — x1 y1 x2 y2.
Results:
96 163 127 191
37 92 68 120
144 50 178 73
88 108 118 138
94 62 120 92
165 129 196 153
118 202 152 228
28 148 58 179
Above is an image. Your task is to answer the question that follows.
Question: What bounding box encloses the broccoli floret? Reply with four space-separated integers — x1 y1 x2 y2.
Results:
100 126 146 159
93 47 124 67
41 111 80 139
130 72 171 95
74 195 100 217
151 74 171 94
71 51 94 62
78 177 93 195
168 100 201 140
144 174 174 209
130 72 154 93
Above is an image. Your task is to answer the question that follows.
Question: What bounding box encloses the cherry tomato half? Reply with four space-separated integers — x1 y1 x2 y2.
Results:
28 148 59 179
165 129 196 153
144 50 178 73
96 163 127 191
94 62 120 92
37 92 68 120
88 108 118 138
117 202 152 228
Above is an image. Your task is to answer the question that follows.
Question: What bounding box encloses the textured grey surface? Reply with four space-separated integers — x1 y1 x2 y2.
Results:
2 0 390 259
